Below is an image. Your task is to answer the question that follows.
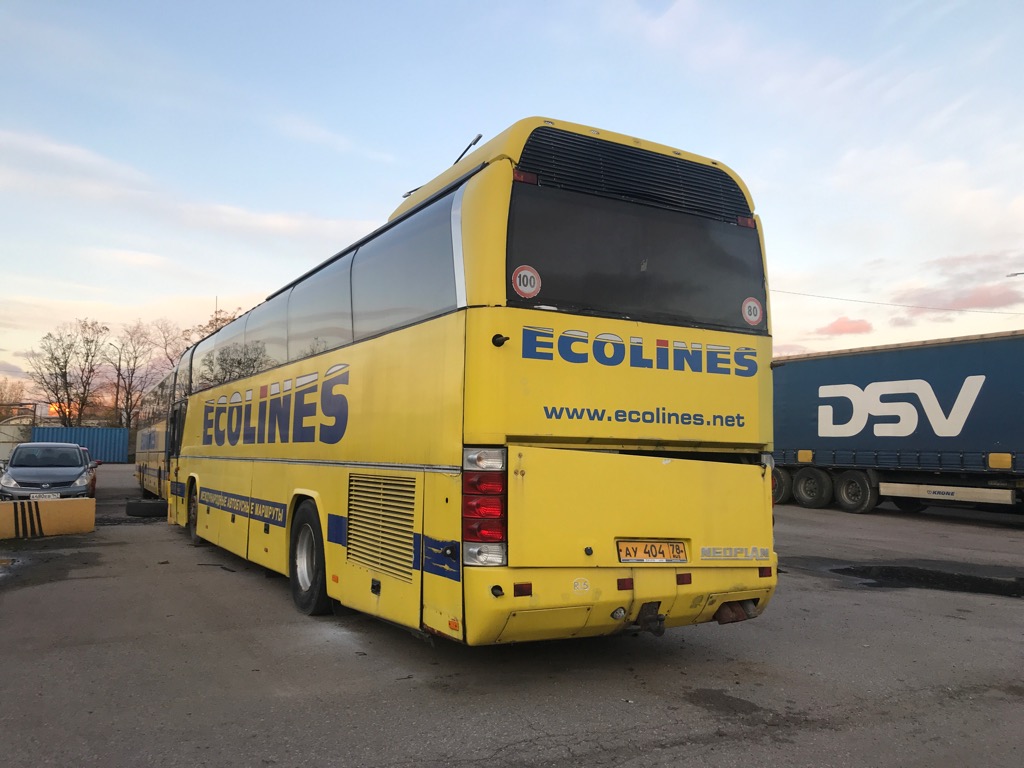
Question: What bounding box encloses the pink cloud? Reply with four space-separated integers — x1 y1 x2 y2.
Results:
815 316 873 336
891 283 1024 315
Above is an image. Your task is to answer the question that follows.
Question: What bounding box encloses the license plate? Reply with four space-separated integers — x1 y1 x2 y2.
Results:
29 493 60 500
617 540 688 563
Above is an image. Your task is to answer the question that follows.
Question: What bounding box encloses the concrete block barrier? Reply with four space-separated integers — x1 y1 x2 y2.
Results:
0 498 96 540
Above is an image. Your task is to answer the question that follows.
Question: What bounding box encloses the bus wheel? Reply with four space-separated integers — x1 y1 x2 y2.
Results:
772 467 793 505
290 500 331 616
187 486 203 546
834 470 878 514
792 467 833 509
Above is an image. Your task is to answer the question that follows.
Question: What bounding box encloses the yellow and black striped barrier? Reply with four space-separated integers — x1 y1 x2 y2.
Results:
0 498 96 540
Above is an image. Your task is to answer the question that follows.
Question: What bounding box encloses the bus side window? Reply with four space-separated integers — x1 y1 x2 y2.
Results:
287 254 354 362
352 192 456 340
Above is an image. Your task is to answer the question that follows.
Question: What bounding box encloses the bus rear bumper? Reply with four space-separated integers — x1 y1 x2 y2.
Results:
461 564 776 645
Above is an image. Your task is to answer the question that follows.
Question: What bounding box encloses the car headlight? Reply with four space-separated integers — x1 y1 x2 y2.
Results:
0 472 20 488
72 473 90 487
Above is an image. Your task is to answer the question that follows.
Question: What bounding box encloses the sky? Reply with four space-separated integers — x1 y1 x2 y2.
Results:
2 0 1023 383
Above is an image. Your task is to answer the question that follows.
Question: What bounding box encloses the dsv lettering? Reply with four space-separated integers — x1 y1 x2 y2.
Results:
818 376 985 438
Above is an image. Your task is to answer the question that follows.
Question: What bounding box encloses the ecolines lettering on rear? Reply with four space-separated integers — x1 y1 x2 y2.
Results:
202 364 349 447
522 326 758 377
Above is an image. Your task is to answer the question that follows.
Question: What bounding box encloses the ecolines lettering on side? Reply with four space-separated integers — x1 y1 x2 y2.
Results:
818 376 985 438
522 326 758 377
202 364 349 447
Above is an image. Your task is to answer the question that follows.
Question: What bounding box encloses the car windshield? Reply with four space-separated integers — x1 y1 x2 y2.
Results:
11 446 84 468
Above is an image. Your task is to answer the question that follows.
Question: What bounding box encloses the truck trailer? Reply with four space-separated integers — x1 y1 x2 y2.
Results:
771 330 1024 514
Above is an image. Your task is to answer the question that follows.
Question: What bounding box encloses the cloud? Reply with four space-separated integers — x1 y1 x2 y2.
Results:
176 200 377 244
772 342 811 358
883 250 1024 318
891 283 1024 315
0 128 379 249
815 317 873 336
0 130 151 206
83 248 169 268
274 115 396 163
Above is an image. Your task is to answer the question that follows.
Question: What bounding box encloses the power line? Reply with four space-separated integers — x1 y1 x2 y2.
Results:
771 289 1024 316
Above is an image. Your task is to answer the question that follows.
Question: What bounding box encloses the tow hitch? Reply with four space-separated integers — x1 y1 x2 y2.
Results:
636 601 666 636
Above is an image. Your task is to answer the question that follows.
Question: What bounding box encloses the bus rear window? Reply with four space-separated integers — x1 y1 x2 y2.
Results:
506 183 767 334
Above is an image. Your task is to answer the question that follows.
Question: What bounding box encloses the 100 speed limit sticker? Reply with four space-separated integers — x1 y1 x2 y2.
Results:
512 265 542 299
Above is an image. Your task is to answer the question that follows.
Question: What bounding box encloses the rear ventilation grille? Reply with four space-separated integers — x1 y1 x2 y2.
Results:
517 126 752 224
347 474 417 583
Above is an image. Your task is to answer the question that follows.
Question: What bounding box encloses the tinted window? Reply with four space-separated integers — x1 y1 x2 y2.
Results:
244 294 288 373
352 192 456 340
192 336 217 392
12 445 83 468
175 347 193 400
140 373 173 429
506 184 767 334
211 318 251 384
288 253 353 361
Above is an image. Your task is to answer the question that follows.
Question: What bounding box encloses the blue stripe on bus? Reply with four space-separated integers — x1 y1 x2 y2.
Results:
327 513 347 546
423 536 461 582
170 481 186 499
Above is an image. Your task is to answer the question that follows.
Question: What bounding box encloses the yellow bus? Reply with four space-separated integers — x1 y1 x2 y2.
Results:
143 117 776 644
136 372 173 498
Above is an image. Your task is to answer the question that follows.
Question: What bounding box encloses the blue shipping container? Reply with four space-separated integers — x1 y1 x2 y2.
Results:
31 427 129 463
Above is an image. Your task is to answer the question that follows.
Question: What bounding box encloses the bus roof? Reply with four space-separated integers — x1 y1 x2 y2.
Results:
388 116 754 222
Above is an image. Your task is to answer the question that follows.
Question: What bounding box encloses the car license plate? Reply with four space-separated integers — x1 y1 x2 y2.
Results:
29 493 61 500
617 540 688 563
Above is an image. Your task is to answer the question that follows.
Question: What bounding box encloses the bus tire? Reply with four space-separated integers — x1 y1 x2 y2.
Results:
771 467 793 505
792 467 833 509
290 500 331 616
187 485 204 546
834 470 878 514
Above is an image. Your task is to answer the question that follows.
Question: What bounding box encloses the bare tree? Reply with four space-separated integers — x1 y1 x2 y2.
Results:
150 317 192 375
0 376 28 421
191 307 241 340
106 320 160 431
26 319 110 427
150 309 240 377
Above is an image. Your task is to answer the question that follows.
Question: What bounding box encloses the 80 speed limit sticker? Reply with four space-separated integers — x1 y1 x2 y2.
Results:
741 297 764 326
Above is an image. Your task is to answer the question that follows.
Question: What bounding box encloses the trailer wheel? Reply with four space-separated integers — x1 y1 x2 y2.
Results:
792 467 833 509
772 467 793 505
290 500 331 616
834 470 878 514
893 498 926 513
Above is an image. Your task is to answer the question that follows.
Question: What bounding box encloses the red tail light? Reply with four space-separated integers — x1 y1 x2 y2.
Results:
464 518 507 542
463 494 504 518
463 469 507 544
464 471 507 495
